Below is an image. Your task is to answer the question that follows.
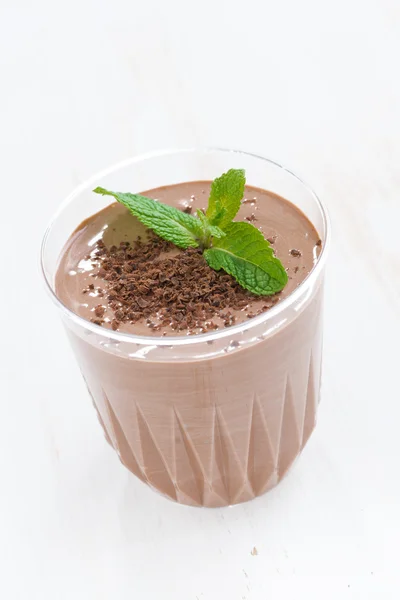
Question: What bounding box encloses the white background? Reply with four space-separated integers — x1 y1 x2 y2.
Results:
1 1 400 598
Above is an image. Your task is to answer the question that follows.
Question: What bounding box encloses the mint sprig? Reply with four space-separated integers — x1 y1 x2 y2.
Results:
93 169 288 296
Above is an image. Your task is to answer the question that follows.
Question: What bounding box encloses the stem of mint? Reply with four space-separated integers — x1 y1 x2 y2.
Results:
93 169 288 296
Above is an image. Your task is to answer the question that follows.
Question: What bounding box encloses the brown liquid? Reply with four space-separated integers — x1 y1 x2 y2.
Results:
56 182 321 335
55 182 324 507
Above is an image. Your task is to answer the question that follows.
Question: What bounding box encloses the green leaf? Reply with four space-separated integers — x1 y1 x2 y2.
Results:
196 210 226 239
93 187 204 249
206 168 246 229
204 222 288 295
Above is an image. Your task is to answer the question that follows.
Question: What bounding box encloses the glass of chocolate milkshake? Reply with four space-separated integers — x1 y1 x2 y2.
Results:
41 148 330 507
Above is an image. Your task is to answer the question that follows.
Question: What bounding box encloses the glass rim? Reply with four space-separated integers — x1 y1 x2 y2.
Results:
40 147 331 347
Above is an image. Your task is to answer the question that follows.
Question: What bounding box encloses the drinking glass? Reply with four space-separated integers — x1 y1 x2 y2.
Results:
41 148 330 507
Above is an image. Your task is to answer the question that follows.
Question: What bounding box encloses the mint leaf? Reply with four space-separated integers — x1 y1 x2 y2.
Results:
93 187 204 249
196 210 226 240
206 169 245 229
204 222 288 295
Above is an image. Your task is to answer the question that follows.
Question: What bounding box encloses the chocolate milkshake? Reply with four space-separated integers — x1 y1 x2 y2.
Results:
52 180 324 507
42 150 329 508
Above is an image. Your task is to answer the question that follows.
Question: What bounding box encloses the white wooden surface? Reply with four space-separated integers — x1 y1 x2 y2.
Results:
1 1 400 598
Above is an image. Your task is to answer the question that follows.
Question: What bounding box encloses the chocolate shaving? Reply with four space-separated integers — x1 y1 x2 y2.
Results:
91 318 104 326
83 233 280 334
94 305 105 318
